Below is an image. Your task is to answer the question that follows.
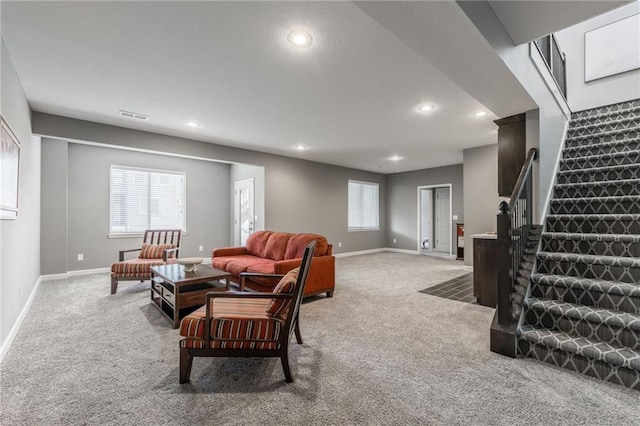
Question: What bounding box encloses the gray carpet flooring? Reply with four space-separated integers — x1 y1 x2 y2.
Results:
1 252 638 425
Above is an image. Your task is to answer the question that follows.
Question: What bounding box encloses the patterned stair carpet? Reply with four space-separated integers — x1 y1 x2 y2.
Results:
517 99 640 390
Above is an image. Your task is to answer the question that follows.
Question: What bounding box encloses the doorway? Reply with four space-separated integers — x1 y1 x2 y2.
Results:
417 184 452 256
234 178 254 246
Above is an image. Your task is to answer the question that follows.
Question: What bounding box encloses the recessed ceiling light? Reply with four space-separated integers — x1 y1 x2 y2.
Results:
389 155 402 161
186 121 200 128
287 30 313 48
474 111 488 117
295 144 307 151
417 104 435 113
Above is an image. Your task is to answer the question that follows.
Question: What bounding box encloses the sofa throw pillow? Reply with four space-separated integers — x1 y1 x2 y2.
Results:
267 267 300 320
139 243 176 259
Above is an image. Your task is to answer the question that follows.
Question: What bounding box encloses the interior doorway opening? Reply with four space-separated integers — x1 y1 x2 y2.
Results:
417 184 453 257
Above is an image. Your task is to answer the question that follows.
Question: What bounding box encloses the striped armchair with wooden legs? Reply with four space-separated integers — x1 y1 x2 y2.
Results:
110 229 181 294
178 241 315 384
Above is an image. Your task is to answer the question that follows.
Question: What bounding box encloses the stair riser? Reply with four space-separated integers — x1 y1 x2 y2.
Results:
556 166 640 184
567 121 640 138
565 129 639 149
550 199 640 215
531 282 640 314
563 140 640 159
517 339 640 390
560 152 640 171
569 108 640 129
541 237 640 257
523 308 639 350
537 258 640 284
546 217 640 234
554 182 640 198
572 100 640 120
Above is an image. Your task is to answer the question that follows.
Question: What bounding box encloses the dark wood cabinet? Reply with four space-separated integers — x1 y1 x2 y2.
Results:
473 237 497 307
495 113 526 197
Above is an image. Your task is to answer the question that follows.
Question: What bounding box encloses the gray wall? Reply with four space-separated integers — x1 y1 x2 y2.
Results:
230 163 265 242
1 41 41 353
555 2 640 112
33 113 388 257
462 144 506 266
459 0 570 220
41 140 231 273
386 164 463 252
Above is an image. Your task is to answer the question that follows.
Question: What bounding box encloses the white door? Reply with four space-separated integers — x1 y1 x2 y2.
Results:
234 179 254 246
434 187 450 253
420 189 432 250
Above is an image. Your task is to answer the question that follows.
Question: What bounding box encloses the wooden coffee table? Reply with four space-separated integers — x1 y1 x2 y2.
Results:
150 263 232 328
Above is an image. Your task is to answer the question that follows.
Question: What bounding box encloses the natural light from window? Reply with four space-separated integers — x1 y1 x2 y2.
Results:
348 180 379 231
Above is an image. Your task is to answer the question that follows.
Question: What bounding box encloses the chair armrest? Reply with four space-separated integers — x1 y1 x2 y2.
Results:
119 248 141 262
239 272 284 291
162 247 179 261
212 247 247 257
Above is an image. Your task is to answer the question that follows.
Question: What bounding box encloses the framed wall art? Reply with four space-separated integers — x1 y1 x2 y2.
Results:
1 117 21 219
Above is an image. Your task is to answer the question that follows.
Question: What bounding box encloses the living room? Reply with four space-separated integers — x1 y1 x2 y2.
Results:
2 1 639 424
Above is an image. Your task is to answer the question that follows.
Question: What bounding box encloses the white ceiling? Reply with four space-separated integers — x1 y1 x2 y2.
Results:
0 1 625 173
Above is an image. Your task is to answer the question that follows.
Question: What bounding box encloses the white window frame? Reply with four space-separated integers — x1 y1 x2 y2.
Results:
348 179 380 232
109 165 186 237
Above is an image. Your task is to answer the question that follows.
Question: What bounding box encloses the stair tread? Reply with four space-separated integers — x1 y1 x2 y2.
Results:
563 139 639 153
525 297 640 331
551 195 640 203
557 163 640 175
566 127 639 141
571 104 640 121
547 213 640 219
560 149 639 163
537 251 640 267
517 325 640 370
532 273 640 297
541 232 640 242
554 178 640 189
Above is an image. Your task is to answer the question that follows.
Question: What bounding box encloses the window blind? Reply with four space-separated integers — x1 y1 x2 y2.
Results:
348 180 379 231
110 165 186 234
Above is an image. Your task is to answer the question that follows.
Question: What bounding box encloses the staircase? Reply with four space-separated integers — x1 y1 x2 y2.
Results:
516 99 640 389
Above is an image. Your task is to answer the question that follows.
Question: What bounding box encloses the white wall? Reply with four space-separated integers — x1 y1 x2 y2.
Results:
0 40 41 360
555 1 640 112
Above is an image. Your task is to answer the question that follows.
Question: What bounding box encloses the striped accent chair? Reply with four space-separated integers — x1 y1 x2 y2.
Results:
179 241 315 384
110 229 181 294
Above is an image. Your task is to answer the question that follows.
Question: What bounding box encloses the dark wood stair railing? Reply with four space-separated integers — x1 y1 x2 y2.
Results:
491 148 539 357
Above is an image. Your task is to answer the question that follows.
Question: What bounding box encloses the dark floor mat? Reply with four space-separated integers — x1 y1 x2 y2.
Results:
419 273 476 304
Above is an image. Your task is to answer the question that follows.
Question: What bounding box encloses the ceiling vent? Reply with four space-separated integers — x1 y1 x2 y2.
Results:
118 110 149 121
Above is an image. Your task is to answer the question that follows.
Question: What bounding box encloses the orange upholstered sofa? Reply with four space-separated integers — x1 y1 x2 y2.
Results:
212 231 335 298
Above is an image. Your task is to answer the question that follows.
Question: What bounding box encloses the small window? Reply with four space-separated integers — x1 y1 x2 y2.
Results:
110 165 186 235
348 180 379 231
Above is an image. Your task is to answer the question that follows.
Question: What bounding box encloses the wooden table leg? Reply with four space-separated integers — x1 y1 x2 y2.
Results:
173 284 180 329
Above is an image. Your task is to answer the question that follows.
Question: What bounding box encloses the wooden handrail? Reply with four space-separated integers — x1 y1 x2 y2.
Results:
505 148 539 212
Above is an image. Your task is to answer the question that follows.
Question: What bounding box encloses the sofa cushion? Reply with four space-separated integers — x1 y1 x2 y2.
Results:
226 256 274 277
245 231 273 257
111 258 165 277
139 243 176 259
179 298 282 349
267 267 299 320
284 234 328 259
212 255 254 271
263 232 293 261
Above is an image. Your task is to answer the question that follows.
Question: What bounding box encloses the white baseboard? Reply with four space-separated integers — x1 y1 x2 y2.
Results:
68 267 110 276
334 248 386 258
40 272 70 281
385 248 421 255
0 276 43 364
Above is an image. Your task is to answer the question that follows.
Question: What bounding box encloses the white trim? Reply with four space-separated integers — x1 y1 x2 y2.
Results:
416 183 454 256
40 273 70 281
385 248 421 255
68 267 111 276
530 42 572 120
334 248 386 258
0 276 43 364
540 119 571 223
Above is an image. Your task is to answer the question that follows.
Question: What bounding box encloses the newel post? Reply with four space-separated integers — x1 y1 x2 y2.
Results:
497 201 512 326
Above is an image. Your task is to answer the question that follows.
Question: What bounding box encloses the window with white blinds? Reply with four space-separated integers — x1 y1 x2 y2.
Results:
109 165 186 235
348 180 379 231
